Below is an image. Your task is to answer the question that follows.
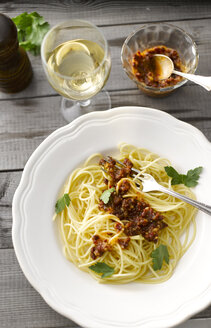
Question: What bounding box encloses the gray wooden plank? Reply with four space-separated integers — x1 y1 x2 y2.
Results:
0 85 211 247
2 0 211 28
0 249 210 328
0 18 211 100
176 318 211 328
0 96 66 170
0 86 211 171
0 249 77 328
0 2 211 327
0 171 21 249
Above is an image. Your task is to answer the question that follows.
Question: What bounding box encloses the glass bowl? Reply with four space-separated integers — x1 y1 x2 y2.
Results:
121 23 199 96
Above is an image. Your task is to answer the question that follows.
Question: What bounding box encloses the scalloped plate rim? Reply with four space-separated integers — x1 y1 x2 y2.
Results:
12 106 211 328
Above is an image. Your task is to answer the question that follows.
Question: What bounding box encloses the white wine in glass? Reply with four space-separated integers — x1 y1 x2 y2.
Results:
41 20 111 122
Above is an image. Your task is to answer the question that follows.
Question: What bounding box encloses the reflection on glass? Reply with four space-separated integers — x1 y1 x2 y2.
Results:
41 20 111 122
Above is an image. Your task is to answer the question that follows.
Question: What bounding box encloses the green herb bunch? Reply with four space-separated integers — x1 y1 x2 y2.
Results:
12 12 50 55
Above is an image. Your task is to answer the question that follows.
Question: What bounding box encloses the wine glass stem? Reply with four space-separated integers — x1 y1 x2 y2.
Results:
79 99 91 107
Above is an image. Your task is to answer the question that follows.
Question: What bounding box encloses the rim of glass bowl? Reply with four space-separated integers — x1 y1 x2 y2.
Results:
41 19 109 81
121 23 199 92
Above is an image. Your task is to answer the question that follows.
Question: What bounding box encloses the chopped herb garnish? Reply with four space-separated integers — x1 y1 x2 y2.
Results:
100 187 115 204
55 193 70 214
89 262 114 278
12 12 50 55
164 166 203 187
151 244 169 271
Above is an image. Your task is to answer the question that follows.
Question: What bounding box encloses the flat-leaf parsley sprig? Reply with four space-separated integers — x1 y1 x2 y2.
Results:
12 12 50 55
89 262 114 278
164 166 203 187
151 244 169 271
55 193 70 214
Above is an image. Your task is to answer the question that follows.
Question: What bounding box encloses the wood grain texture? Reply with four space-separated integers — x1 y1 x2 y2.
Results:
0 85 211 171
1 0 211 27
0 249 210 328
0 250 76 328
0 171 21 249
177 319 211 328
1 1 211 327
0 18 211 100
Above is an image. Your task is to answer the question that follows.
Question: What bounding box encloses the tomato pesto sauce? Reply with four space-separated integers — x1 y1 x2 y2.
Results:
132 45 185 88
90 157 167 260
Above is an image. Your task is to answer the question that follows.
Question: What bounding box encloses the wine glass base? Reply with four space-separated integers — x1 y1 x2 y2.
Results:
61 89 111 123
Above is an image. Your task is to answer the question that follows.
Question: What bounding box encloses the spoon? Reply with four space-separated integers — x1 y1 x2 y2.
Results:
153 54 211 91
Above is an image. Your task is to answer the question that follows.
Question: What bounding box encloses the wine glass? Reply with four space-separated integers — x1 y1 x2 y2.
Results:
41 19 111 122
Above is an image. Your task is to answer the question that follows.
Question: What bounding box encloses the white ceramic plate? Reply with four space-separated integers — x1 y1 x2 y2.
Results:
12 106 211 328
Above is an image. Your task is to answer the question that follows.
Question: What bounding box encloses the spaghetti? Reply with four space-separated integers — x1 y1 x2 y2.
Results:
54 143 197 283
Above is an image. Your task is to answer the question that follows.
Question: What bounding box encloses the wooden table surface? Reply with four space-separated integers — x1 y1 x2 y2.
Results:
1 1 211 328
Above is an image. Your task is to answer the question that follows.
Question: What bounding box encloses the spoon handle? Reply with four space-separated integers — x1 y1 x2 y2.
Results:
173 70 211 91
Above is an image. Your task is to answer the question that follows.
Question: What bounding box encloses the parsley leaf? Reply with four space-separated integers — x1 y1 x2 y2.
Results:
100 187 115 204
184 167 203 187
12 12 50 55
89 262 114 278
164 166 202 187
55 193 70 214
151 244 169 271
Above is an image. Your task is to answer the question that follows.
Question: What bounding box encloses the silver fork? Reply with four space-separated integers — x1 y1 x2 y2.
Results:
104 158 211 216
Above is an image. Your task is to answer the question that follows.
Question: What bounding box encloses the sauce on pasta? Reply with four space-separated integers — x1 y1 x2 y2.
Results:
54 143 197 284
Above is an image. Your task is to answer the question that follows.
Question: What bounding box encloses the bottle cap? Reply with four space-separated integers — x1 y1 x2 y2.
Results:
0 13 18 61
0 13 33 93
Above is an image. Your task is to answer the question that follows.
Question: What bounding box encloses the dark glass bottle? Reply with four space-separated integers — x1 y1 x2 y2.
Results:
0 13 32 93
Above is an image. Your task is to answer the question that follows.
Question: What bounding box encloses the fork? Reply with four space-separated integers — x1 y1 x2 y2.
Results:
104 158 211 216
